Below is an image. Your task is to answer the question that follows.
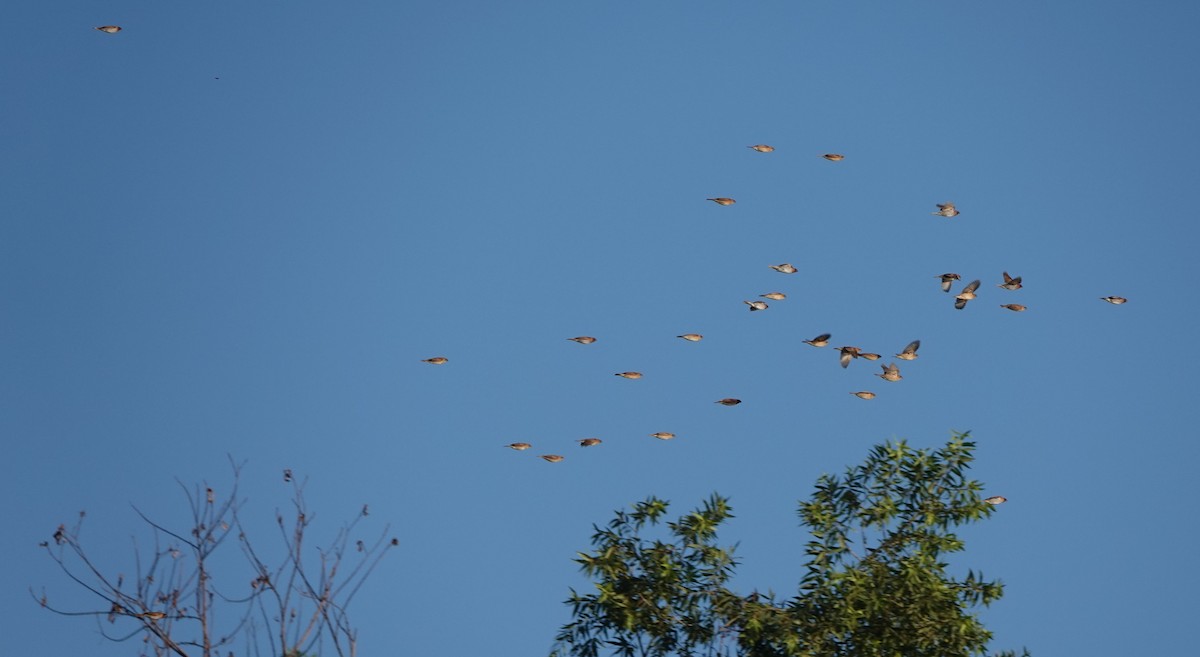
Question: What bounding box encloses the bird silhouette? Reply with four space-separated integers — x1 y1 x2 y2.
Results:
748 144 775 153
615 372 643 379
677 333 704 342
1000 304 1027 312
577 438 602 447
1101 296 1128 305
851 391 876 400
707 197 736 206
650 432 676 440
421 357 448 365
998 272 1023 290
822 153 845 161
505 442 532 451
567 336 597 344
803 333 832 347
876 363 902 382
895 340 920 360
760 292 787 300
540 455 565 463
715 398 742 406
745 300 769 311
836 346 862 368
984 496 1007 505
937 273 962 292
95 25 122 33
954 280 981 309
933 203 959 217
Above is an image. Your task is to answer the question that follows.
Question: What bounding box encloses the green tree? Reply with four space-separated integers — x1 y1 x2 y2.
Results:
552 432 1028 657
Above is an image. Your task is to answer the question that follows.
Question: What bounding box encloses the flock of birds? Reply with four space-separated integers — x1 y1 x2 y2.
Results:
412 141 1128 488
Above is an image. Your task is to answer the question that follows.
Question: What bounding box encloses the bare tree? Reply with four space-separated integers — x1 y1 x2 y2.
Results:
32 459 397 657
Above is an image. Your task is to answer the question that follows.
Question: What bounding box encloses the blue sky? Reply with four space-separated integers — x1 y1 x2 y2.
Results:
4 2 1198 655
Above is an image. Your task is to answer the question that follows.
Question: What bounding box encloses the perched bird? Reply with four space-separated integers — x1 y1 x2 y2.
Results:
760 292 786 300
937 273 962 292
876 362 902 382
540 455 565 463
859 352 882 361
1101 296 1128 305
505 442 532 451
677 333 704 342
769 263 798 274
852 391 876 400
421 357 448 365
567 336 597 344
139 611 167 621
933 202 960 217
896 340 921 360
748 144 775 153
803 333 832 347
577 438 602 447
954 280 981 310
95 25 122 33
715 398 742 406
707 197 736 206
822 153 845 161
998 272 1023 290
836 346 862 368
650 432 676 440
745 300 769 311
1000 304 1027 312
615 371 643 379
983 496 1007 505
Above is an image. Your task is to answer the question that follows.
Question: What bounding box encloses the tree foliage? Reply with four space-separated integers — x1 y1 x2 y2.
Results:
33 461 397 657
552 433 1028 657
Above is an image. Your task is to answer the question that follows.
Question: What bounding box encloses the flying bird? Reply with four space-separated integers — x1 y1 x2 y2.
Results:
748 144 775 153
803 333 832 347
876 362 902 382
567 336 597 344
836 346 862 368
998 272 1023 290
715 398 742 406
852 391 876 400
615 371 643 379
933 202 959 217
677 333 704 342
937 273 962 292
983 496 1007 505
1101 296 1128 305
760 292 786 300
650 432 676 440
896 340 921 360
822 153 845 161
540 455 565 463
745 300 769 311
577 438 602 447
1000 304 1027 312
859 352 882 361
421 357 448 365
707 197 736 206
769 263 798 274
95 25 122 33
505 442 532 451
954 280 981 309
